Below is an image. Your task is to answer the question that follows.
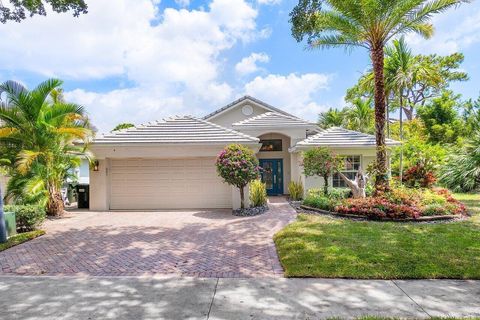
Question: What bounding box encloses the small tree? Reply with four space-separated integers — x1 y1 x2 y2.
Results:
302 147 339 195
216 144 260 209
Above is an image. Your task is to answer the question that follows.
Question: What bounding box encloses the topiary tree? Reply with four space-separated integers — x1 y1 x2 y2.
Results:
216 144 260 209
302 147 340 195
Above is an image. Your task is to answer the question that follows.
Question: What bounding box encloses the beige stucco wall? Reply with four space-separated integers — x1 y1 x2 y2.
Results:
207 101 271 128
0 174 9 203
302 148 381 192
89 144 260 211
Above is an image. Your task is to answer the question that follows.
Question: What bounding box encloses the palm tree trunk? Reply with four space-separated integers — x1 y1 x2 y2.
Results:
399 94 404 184
46 185 64 216
371 46 389 192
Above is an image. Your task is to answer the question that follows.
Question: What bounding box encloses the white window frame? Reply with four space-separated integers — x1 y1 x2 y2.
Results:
332 155 362 188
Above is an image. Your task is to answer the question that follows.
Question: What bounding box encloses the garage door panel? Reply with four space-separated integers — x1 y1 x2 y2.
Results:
109 157 231 209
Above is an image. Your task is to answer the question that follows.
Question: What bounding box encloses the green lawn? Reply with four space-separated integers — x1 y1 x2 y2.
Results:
274 193 480 279
0 230 45 252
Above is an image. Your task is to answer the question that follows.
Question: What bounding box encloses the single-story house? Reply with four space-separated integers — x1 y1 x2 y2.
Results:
89 96 399 210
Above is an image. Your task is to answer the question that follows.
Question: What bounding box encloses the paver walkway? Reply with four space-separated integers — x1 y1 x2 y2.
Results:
0 276 479 319
0 198 296 277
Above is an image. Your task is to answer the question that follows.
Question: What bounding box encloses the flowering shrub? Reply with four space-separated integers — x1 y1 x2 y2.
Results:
335 186 466 219
402 158 437 188
216 144 260 209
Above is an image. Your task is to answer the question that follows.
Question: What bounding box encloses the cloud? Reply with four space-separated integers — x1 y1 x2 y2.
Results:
258 0 282 5
405 4 480 55
235 52 270 76
0 0 268 132
244 73 330 120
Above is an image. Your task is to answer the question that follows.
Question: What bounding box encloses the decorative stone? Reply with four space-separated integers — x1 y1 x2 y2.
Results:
232 205 269 217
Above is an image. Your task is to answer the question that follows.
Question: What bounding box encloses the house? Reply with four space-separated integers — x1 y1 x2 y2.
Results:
89 96 399 210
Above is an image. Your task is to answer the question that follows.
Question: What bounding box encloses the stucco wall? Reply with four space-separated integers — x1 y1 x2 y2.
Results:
207 101 271 128
303 148 378 192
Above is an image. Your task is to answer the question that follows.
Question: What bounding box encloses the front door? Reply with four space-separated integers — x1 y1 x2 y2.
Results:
259 159 283 195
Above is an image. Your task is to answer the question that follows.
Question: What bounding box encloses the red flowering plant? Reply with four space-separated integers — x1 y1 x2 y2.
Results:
216 144 261 209
402 157 437 188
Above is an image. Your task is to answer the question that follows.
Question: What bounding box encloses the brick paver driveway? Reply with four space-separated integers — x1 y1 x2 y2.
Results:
0 198 296 278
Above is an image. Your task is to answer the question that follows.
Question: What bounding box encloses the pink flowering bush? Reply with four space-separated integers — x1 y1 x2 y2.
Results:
216 144 260 209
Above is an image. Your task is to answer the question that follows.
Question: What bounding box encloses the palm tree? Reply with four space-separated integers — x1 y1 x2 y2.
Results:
0 79 93 216
291 0 469 191
318 108 345 128
345 98 374 133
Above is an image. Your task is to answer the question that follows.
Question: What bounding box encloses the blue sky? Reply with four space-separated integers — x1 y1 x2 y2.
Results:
1 0 479 132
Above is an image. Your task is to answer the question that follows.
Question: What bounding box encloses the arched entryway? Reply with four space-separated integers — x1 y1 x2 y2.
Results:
256 133 291 196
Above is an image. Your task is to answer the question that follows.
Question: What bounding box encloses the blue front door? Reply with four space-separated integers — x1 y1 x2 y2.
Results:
259 159 283 195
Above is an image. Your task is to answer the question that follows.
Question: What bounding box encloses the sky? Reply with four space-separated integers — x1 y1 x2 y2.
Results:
1 0 479 133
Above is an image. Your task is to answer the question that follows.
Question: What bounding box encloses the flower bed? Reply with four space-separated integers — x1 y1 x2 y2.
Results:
335 187 466 220
300 187 467 221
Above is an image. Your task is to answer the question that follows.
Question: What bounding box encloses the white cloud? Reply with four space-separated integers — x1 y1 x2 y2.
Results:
405 5 480 55
258 0 282 5
0 0 266 132
244 73 330 120
235 52 270 76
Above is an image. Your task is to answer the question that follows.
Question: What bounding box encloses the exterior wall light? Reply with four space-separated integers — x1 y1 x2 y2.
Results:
93 160 99 172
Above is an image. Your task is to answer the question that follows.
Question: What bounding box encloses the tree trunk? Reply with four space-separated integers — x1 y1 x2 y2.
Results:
386 98 390 139
338 170 367 199
399 94 404 183
403 107 413 121
239 186 245 209
371 45 389 192
323 175 329 195
46 187 64 216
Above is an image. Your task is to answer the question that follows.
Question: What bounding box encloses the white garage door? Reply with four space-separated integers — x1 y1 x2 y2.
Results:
109 158 232 210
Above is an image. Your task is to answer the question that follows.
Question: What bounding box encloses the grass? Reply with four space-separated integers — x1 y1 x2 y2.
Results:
0 230 45 252
274 192 480 279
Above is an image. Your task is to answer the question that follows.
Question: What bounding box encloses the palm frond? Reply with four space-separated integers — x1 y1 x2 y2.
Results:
16 150 43 175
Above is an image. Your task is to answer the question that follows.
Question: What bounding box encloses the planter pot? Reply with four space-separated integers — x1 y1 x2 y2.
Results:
4 212 16 237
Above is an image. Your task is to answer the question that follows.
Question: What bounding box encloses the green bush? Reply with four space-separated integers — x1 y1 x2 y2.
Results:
288 181 304 201
303 195 338 211
249 179 267 207
3 205 46 232
422 203 447 216
307 188 350 200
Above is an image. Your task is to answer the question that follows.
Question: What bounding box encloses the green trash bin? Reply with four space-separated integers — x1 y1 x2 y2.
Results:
4 212 16 237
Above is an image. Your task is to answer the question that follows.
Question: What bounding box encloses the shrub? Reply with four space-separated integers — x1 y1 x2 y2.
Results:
307 188 350 200
288 181 304 201
249 179 267 207
216 144 260 209
303 195 339 211
402 157 437 188
335 186 466 219
302 147 340 195
3 205 46 232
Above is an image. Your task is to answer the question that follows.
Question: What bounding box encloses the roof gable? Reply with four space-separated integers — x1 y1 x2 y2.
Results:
93 116 259 145
232 112 317 128
203 96 296 121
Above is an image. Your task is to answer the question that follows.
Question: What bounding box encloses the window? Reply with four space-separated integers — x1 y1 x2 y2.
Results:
260 139 282 152
333 155 361 188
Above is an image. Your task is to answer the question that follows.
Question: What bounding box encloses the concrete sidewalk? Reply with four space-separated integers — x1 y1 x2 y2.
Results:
0 276 479 320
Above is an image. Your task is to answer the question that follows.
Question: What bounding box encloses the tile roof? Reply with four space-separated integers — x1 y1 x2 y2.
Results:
293 127 401 149
93 116 259 145
232 112 317 128
203 95 296 120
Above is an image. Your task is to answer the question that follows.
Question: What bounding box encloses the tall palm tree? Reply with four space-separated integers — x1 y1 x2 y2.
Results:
291 0 469 191
0 79 93 216
318 108 345 128
345 97 374 133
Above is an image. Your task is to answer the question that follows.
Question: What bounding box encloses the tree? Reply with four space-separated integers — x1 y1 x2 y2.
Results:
215 144 260 209
290 0 470 191
0 79 93 216
344 98 374 133
439 133 480 192
112 123 135 132
0 0 87 23
417 91 465 144
302 147 339 195
318 108 345 129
